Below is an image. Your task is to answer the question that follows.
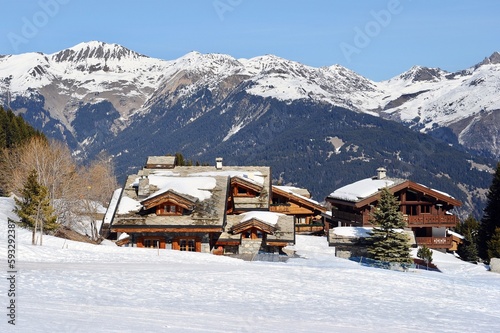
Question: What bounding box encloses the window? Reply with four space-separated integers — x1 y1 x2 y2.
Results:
406 205 417 215
179 239 196 251
295 217 307 224
144 239 160 248
158 203 181 215
272 196 287 205
234 186 259 197
421 205 431 214
242 228 265 240
164 204 176 213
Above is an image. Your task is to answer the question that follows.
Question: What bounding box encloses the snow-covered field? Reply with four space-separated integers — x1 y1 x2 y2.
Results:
1 196 499 333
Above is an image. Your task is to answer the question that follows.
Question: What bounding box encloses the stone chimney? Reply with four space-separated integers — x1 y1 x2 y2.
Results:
138 170 150 197
376 167 387 180
216 157 223 170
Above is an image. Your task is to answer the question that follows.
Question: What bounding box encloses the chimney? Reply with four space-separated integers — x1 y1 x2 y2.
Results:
376 167 387 180
138 170 150 197
216 157 223 170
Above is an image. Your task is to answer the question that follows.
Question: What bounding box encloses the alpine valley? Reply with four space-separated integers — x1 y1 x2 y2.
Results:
1 41 499 217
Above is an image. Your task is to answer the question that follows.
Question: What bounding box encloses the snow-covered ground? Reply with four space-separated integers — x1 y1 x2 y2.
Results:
1 196 499 333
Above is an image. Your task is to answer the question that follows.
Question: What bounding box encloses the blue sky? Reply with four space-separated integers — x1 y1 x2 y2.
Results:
1 0 499 81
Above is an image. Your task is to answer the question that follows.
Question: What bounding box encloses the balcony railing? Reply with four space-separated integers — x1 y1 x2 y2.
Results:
295 224 324 234
269 204 291 213
415 236 453 249
331 211 363 224
406 215 458 226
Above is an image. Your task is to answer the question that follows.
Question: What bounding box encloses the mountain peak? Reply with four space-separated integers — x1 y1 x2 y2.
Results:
475 51 500 68
51 41 145 63
398 65 446 82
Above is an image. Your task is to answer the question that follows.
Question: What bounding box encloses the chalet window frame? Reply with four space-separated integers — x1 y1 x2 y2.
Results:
156 202 183 216
421 204 431 214
233 185 259 197
241 227 265 240
144 239 160 248
179 238 196 251
172 237 201 252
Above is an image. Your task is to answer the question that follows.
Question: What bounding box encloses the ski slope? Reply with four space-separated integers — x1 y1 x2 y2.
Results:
1 196 499 332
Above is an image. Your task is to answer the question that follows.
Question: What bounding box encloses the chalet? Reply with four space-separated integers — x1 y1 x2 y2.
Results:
325 168 462 251
102 156 294 256
216 211 295 255
270 186 327 234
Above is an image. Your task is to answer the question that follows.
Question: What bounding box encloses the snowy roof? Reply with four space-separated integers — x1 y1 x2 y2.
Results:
110 160 271 229
191 170 265 185
103 188 122 222
145 156 176 168
273 185 325 210
418 183 455 199
221 211 295 243
140 176 217 202
239 211 285 226
331 226 373 238
117 196 143 215
274 186 311 198
328 177 403 202
329 227 415 245
447 230 465 239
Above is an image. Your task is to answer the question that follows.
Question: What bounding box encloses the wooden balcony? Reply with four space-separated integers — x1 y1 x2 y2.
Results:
405 214 458 227
331 211 363 224
269 204 291 213
415 236 453 249
295 224 324 234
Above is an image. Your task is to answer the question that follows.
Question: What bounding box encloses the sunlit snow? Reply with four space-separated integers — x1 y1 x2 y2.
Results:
1 196 499 332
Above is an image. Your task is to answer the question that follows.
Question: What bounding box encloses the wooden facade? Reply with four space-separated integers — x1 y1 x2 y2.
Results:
326 173 462 251
270 186 327 234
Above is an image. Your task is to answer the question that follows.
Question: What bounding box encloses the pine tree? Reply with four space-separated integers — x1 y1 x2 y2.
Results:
417 245 433 267
455 215 479 262
487 228 500 260
367 187 412 264
478 162 500 261
175 152 185 166
14 169 57 245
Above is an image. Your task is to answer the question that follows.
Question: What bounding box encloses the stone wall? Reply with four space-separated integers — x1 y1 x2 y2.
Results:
328 235 370 259
239 238 263 254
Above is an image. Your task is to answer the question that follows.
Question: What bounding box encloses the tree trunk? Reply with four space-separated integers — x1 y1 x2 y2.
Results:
34 202 42 246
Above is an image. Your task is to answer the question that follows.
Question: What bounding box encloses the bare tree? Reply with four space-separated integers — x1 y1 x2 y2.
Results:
5 137 118 238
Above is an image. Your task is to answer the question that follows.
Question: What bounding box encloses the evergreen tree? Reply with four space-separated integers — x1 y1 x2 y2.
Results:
14 169 57 245
417 245 433 267
487 228 500 260
0 106 44 150
478 162 500 261
367 188 412 264
455 215 479 262
175 152 185 166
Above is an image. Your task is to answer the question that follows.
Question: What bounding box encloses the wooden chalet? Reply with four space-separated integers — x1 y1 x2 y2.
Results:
325 168 462 251
216 211 295 255
102 156 294 256
270 186 327 234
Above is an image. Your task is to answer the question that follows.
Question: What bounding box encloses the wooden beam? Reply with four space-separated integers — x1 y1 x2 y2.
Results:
111 227 222 233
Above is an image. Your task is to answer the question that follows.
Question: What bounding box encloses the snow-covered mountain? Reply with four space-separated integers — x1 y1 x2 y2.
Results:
0 42 498 216
1 42 499 158
0 42 381 151
0 41 172 148
379 52 500 157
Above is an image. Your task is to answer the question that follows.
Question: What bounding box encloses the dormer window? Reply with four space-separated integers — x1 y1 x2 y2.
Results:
157 203 182 215
234 186 259 197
